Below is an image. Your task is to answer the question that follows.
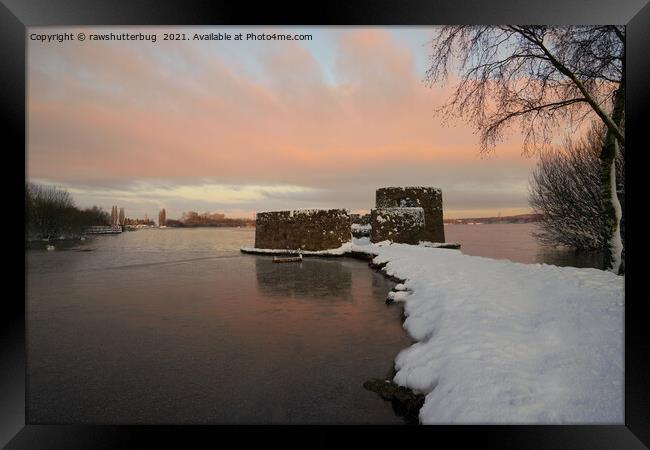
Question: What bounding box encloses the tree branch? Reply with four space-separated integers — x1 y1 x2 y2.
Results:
510 26 625 146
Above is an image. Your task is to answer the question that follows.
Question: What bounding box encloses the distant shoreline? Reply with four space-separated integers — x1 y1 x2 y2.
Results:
162 224 256 229
444 213 542 225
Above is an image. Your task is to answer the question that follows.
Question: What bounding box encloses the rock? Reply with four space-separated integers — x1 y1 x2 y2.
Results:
347 251 376 262
363 378 425 424
369 260 388 271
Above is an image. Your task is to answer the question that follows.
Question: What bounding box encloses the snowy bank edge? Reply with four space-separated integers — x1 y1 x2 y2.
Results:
241 240 623 425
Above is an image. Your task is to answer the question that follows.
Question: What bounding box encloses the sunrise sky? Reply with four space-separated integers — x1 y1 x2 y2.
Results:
28 26 550 220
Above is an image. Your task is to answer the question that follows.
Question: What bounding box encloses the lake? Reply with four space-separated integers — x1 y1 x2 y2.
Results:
25 223 604 424
27 228 410 424
443 223 606 269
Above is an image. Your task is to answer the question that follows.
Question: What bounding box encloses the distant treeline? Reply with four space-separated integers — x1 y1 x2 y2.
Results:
166 211 255 228
26 183 110 240
444 214 543 224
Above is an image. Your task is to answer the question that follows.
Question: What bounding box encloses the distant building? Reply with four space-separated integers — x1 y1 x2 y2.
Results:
158 208 166 227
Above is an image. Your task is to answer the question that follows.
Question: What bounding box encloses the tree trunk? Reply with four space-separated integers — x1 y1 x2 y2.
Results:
600 84 625 274
599 140 622 273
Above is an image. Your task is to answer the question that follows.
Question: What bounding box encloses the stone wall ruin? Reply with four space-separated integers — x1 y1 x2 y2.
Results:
254 209 351 251
370 207 425 244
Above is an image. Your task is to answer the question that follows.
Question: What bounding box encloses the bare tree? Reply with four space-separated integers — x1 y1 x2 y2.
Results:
26 183 110 240
529 123 624 252
26 182 76 239
425 26 625 272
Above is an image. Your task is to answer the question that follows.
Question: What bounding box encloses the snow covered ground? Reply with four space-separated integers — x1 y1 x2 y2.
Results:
242 238 624 424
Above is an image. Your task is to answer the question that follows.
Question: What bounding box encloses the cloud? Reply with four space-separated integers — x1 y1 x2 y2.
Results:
27 27 540 219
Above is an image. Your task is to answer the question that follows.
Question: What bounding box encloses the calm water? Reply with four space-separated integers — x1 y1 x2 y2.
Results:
26 223 603 424
444 223 606 269
27 228 410 424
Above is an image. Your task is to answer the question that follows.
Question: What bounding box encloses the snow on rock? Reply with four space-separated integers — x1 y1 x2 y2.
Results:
351 223 372 231
351 242 623 424
388 290 410 302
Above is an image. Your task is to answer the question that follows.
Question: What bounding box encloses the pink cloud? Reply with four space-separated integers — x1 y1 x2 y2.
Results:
28 27 541 216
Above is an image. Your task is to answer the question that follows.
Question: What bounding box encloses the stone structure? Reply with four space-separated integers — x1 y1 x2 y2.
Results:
370 207 425 244
376 187 445 242
255 209 351 251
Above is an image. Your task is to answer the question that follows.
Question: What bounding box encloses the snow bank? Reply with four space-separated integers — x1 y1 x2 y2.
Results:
351 241 624 424
352 237 370 246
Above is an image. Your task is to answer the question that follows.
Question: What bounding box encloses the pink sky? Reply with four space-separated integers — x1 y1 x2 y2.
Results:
27 27 550 220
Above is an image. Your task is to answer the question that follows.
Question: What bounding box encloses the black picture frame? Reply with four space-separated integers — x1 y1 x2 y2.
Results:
3 0 648 447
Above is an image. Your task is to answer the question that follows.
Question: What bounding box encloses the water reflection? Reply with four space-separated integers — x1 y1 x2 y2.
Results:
254 256 353 300
27 228 410 424
535 247 605 269
444 223 607 270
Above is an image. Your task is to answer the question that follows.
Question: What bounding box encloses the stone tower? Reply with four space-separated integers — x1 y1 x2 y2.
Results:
375 187 445 243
